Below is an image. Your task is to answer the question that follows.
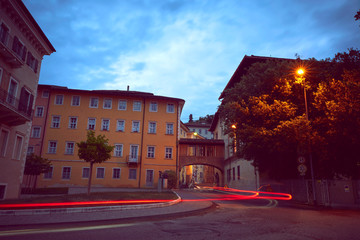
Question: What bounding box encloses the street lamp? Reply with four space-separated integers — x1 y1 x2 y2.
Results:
296 68 317 205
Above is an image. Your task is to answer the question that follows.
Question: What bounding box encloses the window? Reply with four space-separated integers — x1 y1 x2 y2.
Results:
88 118 96 130
129 169 137 180
133 101 141 111
65 142 75 155
0 22 10 45
31 126 41 138
55 95 64 105
82 167 90 178
118 100 127 110
237 165 240 180
18 87 33 115
147 146 155 158
103 98 112 109
199 129 202 134
0 129 9 157
114 144 123 157
166 123 174 135
27 146 34 155
42 90 49 98
130 145 139 162
165 147 173 159
113 168 121 179
132 121 140 132
148 122 156 134
12 36 27 61
227 169 231 182
116 120 125 132
89 97 99 108
68 117 78 129
101 119 110 131
232 167 235 181
71 96 80 106
167 103 175 113
35 106 44 117
62 167 71 179
51 116 60 128
96 168 105 179
13 135 23 160
0 67 2 85
0 185 5 200
44 166 53 179
26 51 38 73
48 141 57 154
7 78 18 105
149 102 158 112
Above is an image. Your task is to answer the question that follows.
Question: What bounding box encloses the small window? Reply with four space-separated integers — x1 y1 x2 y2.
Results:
7 78 18 105
13 135 23 160
42 90 49 98
82 167 90 178
62 167 71 179
237 165 240 180
89 97 99 108
148 122 156 134
165 147 173 159
44 166 53 179
114 144 123 157
48 141 57 154
166 123 174 135
133 101 141 111
232 168 235 181
102 119 110 131
147 146 155 158
132 121 140 132
35 106 44 117
103 98 112 109
116 120 125 132
55 95 64 105
68 117 78 129
118 100 127 110
149 102 158 112
51 116 60 128
0 129 10 157
27 146 34 155
65 142 75 155
167 103 175 113
31 126 41 138
88 118 96 130
129 169 137 180
96 167 105 179
71 96 80 106
26 51 38 73
113 168 121 179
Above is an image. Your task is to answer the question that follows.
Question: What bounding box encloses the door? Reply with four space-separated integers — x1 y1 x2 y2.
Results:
130 145 139 162
146 170 154 187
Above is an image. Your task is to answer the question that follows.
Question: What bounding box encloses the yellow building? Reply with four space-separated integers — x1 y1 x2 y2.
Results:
0 0 55 199
31 85 185 190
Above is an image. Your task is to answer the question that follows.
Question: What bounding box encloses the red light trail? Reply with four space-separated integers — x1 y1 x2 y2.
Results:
0 187 291 209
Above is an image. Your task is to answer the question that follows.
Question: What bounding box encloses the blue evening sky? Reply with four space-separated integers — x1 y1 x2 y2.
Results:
23 0 360 122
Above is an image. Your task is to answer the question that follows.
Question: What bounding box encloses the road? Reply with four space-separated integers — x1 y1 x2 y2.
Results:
1 189 359 240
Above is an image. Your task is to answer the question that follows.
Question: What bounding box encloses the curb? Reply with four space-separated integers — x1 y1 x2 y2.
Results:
0 191 182 216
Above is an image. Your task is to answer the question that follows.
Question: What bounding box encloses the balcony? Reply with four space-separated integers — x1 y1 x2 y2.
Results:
126 155 141 167
0 30 25 68
0 87 33 126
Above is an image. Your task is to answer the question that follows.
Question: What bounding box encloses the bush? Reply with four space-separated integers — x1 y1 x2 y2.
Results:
165 170 177 189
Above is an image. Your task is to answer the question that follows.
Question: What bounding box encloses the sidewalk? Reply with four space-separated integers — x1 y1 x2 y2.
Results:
0 190 214 226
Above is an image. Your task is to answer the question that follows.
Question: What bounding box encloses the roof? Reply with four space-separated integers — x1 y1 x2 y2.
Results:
219 55 296 99
38 84 185 103
184 122 211 128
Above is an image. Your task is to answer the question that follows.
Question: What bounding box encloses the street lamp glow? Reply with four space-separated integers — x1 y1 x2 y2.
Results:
231 124 236 129
297 68 305 76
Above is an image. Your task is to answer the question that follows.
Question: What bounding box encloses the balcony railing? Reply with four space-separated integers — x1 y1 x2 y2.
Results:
126 155 141 166
0 87 33 126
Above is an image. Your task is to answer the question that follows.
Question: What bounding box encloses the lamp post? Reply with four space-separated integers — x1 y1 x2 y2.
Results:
296 68 317 205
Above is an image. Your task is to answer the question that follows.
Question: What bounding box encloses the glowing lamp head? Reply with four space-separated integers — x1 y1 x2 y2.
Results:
296 68 305 76
231 124 237 129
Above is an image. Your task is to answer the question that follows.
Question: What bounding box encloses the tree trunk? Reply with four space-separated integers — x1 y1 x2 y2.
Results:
87 161 94 195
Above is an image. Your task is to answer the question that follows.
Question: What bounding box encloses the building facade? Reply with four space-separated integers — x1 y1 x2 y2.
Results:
185 122 213 139
0 0 55 199
30 85 184 190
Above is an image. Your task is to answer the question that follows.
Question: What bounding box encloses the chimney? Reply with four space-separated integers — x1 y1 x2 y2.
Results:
127 85 130 91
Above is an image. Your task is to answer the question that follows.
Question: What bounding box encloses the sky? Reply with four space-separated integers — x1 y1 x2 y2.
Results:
23 0 360 122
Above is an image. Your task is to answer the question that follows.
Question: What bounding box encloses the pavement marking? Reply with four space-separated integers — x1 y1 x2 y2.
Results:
0 223 138 237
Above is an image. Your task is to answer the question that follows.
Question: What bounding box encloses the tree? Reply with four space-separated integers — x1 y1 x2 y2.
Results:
77 131 114 194
355 10 360 21
24 154 52 191
198 114 214 124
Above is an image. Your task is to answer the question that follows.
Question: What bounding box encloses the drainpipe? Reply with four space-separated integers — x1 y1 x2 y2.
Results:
138 97 146 188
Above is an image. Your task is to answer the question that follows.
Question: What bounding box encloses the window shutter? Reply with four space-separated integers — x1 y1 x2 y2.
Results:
27 94 34 116
12 36 19 53
18 87 26 112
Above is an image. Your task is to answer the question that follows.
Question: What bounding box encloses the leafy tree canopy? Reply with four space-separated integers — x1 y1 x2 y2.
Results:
24 154 52 176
